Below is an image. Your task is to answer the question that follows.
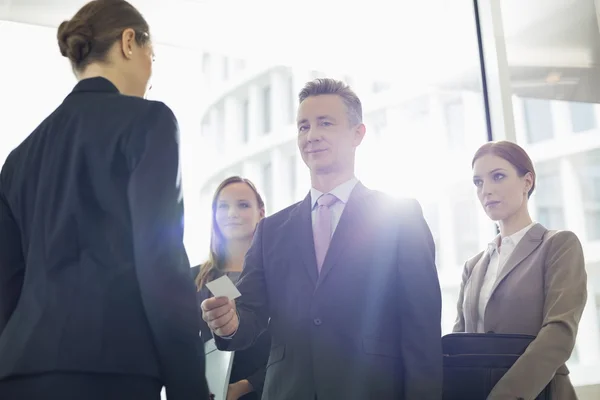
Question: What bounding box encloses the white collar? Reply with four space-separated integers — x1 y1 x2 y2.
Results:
310 177 359 209
488 222 537 253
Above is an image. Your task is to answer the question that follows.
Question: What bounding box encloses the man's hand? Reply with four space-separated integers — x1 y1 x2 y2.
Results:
201 296 239 337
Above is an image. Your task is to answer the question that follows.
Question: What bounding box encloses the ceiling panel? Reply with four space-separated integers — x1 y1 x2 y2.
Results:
2 0 482 84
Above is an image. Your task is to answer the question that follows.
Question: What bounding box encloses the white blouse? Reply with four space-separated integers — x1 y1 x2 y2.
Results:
476 222 536 333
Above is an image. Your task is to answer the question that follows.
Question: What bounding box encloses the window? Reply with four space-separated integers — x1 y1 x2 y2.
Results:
216 105 225 154
0 2 493 376
202 53 210 75
262 162 273 210
262 85 271 134
310 70 326 80
522 98 554 143
241 99 250 143
233 59 246 73
367 110 387 137
444 99 466 149
535 172 565 230
569 102 596 133
288 76 295 124
372 81 391 93
201 113 211 136
578 162 600 241
222 56 229 80
8 0 600 388
500 0 600 374
452 197 480 266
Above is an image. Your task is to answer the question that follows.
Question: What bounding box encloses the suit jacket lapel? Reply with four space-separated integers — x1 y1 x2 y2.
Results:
465 251 491 332
316 183 370 288
291 193 319 286
490 223 546 296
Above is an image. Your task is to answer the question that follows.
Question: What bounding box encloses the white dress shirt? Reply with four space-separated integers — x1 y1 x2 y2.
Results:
310 177 359 238
224 177 359 340
476 222 536 333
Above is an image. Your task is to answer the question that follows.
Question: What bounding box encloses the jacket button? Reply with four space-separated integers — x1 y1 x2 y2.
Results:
313 318 322 326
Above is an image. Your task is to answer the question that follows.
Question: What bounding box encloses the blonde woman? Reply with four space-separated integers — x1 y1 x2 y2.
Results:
192 176 270 400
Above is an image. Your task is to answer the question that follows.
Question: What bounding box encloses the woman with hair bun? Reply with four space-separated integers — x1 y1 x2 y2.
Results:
56 0 154 96
0 1 209 399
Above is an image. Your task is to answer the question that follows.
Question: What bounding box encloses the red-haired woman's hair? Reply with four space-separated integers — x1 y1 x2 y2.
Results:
472 140 536 197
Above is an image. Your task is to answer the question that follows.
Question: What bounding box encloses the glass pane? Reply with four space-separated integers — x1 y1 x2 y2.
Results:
262 85 271 134
241 99 250 143
187 1 491 337
0 0 489 375
261 162 273 209
522 98 554 143
500 0 600 387
574 150 600 241
445 99 466 149
570 102 597 133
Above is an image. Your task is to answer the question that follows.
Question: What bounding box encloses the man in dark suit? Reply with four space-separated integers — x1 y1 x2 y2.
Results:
0 76 208 399
202 78 443 399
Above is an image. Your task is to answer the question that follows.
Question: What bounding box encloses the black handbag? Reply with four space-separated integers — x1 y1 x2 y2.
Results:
442 333 552 400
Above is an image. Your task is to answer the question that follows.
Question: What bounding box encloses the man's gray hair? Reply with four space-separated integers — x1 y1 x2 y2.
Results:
298 78 362 125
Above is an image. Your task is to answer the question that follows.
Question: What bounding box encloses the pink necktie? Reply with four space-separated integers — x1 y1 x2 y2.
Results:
313 193 338 273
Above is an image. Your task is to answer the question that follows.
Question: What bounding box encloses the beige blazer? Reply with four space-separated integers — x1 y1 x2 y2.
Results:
453 223 587 400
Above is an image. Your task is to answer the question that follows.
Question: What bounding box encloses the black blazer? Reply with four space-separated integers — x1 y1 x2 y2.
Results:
192 267 270 399
215 183 444 400
0 77 208 399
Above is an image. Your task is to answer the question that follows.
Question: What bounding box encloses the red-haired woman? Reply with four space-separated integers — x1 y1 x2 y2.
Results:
454 141 587 399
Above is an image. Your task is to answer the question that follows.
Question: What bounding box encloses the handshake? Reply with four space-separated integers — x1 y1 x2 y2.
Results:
201 296 239 337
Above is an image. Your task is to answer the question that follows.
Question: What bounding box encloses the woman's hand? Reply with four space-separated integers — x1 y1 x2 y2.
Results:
226 379 252 400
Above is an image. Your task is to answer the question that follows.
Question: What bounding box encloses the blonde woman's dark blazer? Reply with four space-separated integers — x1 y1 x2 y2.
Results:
453 223 587 400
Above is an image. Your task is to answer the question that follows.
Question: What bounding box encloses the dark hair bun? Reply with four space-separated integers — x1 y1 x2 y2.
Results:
57 20 93 65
